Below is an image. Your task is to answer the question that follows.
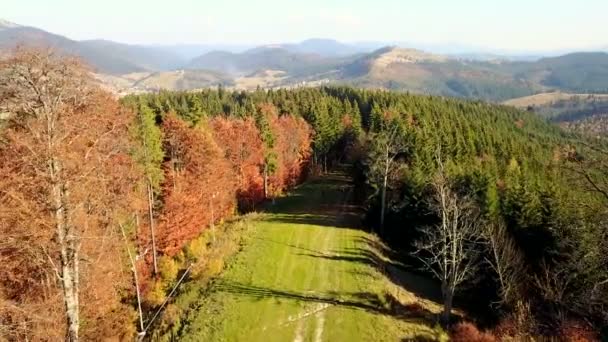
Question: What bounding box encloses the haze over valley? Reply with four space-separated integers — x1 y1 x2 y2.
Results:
3 18 608 105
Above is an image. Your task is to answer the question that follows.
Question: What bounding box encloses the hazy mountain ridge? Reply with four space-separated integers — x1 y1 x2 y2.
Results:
1 19 608 101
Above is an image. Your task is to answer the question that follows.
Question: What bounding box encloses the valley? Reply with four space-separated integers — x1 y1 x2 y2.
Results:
3 18 608 102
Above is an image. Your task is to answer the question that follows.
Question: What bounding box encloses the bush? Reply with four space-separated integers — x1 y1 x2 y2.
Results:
158 256 180 283
558 319 599 342
185 233 210 262
450 322 497 342
145 280 167 307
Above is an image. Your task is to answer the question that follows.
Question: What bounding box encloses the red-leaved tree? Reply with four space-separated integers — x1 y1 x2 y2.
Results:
156 113 237 256
210 117 265 209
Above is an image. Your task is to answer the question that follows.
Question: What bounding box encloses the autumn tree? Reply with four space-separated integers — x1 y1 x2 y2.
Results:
271 114 313 190
210 117 265 209
0 49 141 340
156 113 237 256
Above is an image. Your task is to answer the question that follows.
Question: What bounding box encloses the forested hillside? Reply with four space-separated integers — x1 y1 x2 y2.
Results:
1 51 607 341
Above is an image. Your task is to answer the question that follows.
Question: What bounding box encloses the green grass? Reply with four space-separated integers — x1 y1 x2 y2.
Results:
163 170 447 342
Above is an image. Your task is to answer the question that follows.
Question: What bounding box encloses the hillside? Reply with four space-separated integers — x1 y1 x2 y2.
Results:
0 20 184 74
497 52 608 95
2 19 608 101
156 171 447 341
79 40 186 70
126 86 607 340
0 25 147 74
278 38 371 57
504 92 608 135
187 47 345 76
337 47 538 101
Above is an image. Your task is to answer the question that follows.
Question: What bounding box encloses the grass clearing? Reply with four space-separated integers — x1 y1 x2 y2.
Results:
154 170 447 341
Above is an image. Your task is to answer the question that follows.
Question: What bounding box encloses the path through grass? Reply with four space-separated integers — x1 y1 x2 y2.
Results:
175 170 446 341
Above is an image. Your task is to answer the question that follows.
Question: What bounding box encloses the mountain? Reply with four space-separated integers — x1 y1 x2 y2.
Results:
0 20 184 74
0 19 20 30
334 46 537 101
0 25 148 74
151 44 253 60
532 52 608 92
278 38 370 57
80 40 186 71
187 47 343 76
3 19 608 100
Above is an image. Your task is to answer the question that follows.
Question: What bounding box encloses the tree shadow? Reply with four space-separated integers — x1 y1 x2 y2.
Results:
296 242 443 305
211 279 437 323
252 236 325 255
264 212 362 229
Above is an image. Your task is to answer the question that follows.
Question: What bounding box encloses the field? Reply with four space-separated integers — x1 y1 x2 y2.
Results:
502 92 608 108
167 170 447 342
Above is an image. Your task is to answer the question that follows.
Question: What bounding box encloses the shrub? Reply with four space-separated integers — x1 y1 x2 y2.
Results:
558 319 599 342
158 256 180 283
145 280 167 307
450 322 497 342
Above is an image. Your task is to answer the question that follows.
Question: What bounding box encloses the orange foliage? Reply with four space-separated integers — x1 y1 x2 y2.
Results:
451 322 497 342
210 117 265 209
0 49 141 340
156 114 237 256
270 114 313 194
558 320 599 342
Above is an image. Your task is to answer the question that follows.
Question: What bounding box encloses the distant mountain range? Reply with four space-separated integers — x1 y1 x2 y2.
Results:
1 18 608 101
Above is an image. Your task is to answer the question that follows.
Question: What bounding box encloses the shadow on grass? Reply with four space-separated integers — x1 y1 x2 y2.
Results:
211 280 437 323
252 236 326 255
296 241 443 305
263 212 362 229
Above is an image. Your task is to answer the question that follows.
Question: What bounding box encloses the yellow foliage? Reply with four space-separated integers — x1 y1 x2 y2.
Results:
145 280 166 307
158 256 179 283
185 234 209 261
206 257 224 277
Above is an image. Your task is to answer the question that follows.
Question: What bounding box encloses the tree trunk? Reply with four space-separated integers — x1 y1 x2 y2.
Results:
120 223 144 334
380 150 390 235
210 198 216 243
442 288 454 326
263 163 268 199
380 176 388 235
147 182 158 274
50 156 79 341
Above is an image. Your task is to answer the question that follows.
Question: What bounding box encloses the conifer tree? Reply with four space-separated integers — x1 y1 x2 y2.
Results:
132 102 164 274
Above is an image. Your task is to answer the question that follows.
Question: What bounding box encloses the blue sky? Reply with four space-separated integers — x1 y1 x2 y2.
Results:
4 0 607 52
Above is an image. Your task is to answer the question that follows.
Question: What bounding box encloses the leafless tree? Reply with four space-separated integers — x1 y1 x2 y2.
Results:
484 221 525 306
366 119 408 233
415 158 483 325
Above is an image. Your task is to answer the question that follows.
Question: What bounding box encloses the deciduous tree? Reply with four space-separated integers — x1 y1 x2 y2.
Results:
0 49 140 341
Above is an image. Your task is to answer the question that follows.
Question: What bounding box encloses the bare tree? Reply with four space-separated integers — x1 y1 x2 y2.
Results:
366 119 408 233
415 160 483 325
484 221 525 306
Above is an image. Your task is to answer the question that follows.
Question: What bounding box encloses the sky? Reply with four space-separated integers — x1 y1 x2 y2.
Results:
4 0 608 53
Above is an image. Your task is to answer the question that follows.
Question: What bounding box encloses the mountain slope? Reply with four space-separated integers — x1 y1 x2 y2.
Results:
337 47 537 101
80 40 186 71
280 38 370 57
0 20 188 74
187 47 339 76
0 25 148 74
163 171 445 341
